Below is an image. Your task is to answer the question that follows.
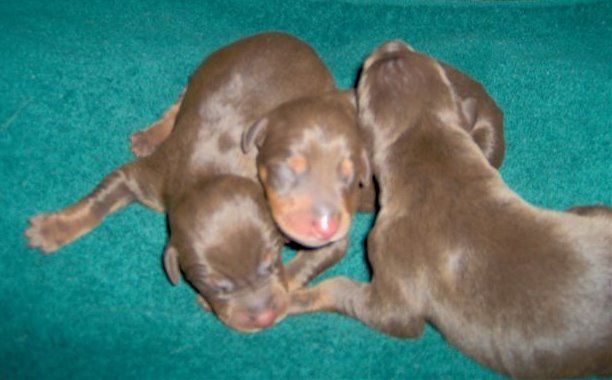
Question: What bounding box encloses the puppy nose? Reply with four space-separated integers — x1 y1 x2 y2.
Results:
312 212 339 240
252 309 277 328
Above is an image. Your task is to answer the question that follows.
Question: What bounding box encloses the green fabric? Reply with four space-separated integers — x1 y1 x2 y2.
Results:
1 0 610 378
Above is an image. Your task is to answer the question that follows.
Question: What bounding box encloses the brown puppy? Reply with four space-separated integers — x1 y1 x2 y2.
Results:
25 32 338 331
288 41 612 377
164 175 287 331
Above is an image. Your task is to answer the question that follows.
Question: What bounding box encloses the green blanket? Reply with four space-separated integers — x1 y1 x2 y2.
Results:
1 1 610 378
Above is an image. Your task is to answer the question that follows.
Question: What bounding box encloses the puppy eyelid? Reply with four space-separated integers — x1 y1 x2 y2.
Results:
268 162 299 193
209 277 234 294
287 155 308 175
340 158 355 183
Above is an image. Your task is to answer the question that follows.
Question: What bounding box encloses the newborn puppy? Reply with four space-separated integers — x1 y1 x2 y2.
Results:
164 175 286 331
288 41 612 377
25 32 337 331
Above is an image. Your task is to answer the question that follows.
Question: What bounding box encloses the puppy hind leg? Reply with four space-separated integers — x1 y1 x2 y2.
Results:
25 160 163 253
130 89 185 157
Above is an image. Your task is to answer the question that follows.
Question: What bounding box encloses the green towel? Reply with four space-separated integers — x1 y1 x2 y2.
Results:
1 0 610 378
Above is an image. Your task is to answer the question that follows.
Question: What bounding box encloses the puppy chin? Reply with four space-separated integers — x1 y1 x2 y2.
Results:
282 225 349 248
276 212 351 248
221 312 288 333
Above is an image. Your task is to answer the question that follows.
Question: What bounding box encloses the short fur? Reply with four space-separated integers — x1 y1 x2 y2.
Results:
288 41 612 377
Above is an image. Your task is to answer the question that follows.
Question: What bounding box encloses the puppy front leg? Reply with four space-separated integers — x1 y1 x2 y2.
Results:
289 276 425 338
285 238 348 291
25 159 163 253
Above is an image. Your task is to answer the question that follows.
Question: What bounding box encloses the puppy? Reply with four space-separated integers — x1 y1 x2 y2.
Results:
288 41 612 377
25 32 338 331
164 175 287 331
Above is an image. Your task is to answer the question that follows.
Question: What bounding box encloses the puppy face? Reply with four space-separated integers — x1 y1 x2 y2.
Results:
164 177 288 332
243 93 370 248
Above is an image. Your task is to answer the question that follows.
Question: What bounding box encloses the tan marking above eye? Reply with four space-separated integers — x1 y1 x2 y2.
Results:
258 165 268 182
287 155 308 175
340 158 355 179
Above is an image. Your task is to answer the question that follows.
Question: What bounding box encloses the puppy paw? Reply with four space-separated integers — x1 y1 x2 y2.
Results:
25 213 72 253
287 277 305 293
129 130 156 158
287 289 316 315
195 294 212 312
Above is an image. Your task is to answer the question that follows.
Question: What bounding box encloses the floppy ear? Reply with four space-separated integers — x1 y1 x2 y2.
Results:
358 148 371 186
460 97 478 130
163 243 181 285
241 117 268 153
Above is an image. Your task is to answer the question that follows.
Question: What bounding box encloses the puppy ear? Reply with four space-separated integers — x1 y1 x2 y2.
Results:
241 117 268 153
163 243 181 285
358 148 371 186
460 97 478 130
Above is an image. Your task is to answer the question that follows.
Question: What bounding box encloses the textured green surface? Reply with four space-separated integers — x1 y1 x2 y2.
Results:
1 1 610 378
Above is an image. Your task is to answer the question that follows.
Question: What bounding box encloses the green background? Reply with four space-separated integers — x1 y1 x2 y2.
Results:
1 1 610 378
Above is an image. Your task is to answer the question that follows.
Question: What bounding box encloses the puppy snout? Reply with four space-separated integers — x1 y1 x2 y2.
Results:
312 205 340 240
250 309 277 329
246 296 283 329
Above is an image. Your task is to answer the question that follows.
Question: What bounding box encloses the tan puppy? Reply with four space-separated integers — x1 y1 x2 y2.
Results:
288 41 612 377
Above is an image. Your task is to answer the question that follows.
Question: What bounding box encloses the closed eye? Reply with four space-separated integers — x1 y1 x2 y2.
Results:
198 273 235 295
268 162 300 192
210 278 235 294
339 158 355 186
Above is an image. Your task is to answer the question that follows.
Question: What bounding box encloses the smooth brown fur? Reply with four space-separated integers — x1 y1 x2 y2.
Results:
288 41 612 377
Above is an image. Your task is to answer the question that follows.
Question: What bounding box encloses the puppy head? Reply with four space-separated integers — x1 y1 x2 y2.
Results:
358 40 459 130
242 92 370 248
164 175 287 332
